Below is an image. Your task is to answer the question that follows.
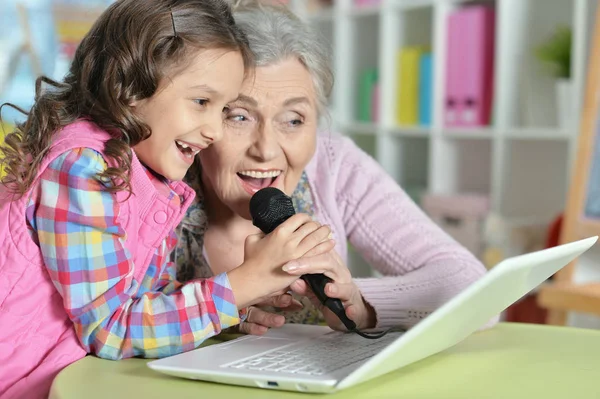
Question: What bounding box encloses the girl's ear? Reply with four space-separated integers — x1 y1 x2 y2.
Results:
130 96 151 108
129 96 146 107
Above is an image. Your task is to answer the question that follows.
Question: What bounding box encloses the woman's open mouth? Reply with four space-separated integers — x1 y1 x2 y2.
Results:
237 170 282 194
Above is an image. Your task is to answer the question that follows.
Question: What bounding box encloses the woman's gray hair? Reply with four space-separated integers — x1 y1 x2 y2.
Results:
231 0 334 113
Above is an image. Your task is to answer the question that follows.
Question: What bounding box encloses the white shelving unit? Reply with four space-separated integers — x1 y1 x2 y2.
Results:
288 0 598 278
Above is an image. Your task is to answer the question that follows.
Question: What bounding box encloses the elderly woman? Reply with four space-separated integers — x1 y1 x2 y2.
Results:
174 0 494 335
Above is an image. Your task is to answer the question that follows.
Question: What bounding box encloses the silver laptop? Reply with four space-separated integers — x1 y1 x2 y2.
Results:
148 236 597 394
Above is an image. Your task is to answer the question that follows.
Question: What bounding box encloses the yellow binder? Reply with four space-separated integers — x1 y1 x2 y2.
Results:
396 47 423 125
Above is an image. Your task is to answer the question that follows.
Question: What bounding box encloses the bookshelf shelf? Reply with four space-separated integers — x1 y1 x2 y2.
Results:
500 140 569 221
347 5 380 17
504 128 572 141
288 0 597 274
388 126 430 137
442 127 495 140
391 0 435 11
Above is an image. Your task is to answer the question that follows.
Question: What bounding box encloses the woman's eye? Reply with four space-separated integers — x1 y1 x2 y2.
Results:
229 115 248 122
194 99 208 107
225 107 251 124
281 114 304 129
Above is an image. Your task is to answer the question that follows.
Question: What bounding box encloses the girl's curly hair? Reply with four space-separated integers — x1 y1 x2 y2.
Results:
1 0 252 197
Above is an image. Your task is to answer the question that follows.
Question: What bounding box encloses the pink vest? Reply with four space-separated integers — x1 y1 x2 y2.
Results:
0 121 195 398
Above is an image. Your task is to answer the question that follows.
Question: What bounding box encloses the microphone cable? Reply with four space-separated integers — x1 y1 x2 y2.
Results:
352 327 392 339
327 296 393 339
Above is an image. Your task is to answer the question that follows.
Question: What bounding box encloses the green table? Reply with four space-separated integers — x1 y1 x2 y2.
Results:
50 323 600 399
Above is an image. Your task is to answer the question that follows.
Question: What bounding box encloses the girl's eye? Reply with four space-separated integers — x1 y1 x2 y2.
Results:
194 99 208 107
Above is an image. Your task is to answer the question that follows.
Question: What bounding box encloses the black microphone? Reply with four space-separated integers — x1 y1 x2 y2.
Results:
249 187 357 332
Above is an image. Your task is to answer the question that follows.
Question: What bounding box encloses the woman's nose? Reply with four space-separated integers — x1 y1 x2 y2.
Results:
250 123 280 161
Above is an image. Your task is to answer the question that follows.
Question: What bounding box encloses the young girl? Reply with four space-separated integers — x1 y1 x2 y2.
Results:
0 1 333 398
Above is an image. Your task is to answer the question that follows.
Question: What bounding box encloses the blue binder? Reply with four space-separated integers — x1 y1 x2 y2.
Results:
419 53 433 126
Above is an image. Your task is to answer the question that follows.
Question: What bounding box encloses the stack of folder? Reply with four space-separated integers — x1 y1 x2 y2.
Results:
444 5 495 128
396 47 433 127
358 68 379 123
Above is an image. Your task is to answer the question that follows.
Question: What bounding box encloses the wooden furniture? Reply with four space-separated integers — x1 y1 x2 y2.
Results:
49 323 600 399
537 4 600 325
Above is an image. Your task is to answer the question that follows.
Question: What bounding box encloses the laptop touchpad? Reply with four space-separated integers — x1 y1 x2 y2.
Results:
216 336 294 362
219 336 293 350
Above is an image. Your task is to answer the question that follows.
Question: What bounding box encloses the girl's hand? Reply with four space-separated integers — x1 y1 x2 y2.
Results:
228 213 335 308
238 293 303 335
284 251 377 331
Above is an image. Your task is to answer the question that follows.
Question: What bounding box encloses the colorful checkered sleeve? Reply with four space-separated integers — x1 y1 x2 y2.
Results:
27 148 241 360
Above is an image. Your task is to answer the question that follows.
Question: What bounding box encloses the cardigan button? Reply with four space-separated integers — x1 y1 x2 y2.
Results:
154 210 168 224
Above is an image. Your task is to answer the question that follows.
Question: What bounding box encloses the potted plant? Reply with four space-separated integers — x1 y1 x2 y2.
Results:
535 26 572 129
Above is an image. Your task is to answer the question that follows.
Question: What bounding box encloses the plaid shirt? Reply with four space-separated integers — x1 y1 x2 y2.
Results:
25 148 241 360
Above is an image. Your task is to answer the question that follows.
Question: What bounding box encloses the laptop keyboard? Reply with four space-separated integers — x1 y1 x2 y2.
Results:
223 331 400 376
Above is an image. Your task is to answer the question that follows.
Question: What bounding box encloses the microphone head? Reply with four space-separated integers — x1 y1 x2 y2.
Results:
249 187 296 234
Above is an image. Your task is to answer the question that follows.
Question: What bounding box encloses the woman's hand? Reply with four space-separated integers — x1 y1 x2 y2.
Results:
283 251 377 331
238 293 303 335
228 213 335 308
